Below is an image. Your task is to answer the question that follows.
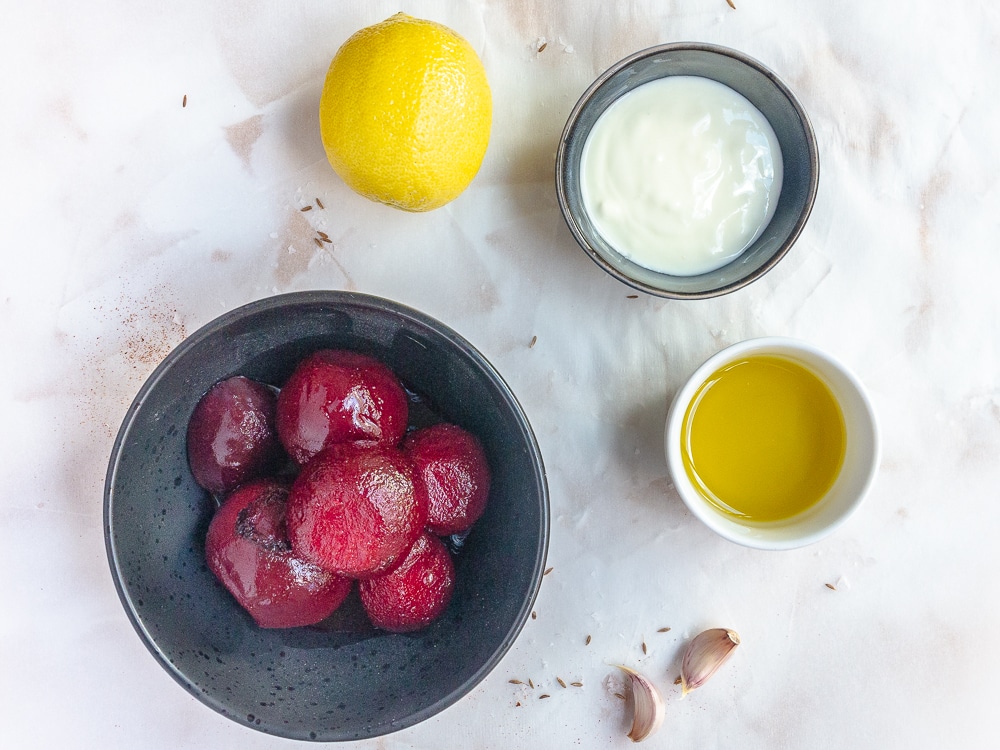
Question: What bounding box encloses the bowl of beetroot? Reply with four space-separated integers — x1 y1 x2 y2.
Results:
103 290 549 741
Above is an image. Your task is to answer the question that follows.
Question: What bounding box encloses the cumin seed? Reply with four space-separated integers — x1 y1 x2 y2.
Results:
539 694 550 699
528 679 535 689
538 42 547 52
641 642 647 655
543 567 553 576
300 205 313 212
825 583 837 590
626 294 639 299
556 677 567 689
585 635 592 645
529 335 537 348
317 231 330 239
531 611 537 620
321 237 333 244
614 692 626 701
509 679 523 685
313 238 324 249
726 0 736 8
182 94 187 107
571 682 583 688
657 627 671 633
315 197 324 209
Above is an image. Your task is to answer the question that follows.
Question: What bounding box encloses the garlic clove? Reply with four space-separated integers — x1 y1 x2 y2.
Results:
616 665 665 742
680 627 740 696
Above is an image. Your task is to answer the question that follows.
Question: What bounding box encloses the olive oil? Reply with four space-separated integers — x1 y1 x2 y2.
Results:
681 355 846 523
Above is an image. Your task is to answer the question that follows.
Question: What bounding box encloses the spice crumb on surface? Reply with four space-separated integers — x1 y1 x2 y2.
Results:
543 566 553 576
571 681 583 688
825 583 837 590
315 197 324 209
539 694 550 699
557 677 567 688
529 335 537 348
657 627 671 633
626 294 639 299
182 94 187 107
585 634 592 645
300 205 313 212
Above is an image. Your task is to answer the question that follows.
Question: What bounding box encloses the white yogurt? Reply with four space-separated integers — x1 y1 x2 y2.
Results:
580 75 783 276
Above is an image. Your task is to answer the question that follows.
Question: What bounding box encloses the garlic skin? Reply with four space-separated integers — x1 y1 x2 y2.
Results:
680 628 740 696
616 665 664 742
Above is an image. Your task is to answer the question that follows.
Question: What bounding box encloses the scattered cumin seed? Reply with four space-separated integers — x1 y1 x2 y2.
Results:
317 231 330 239
529 335 537 348
626 294 639 299
321 237 333 244
528 679 535 689
657 627 671 633
825 583 837 590
300 205 313 212
726 0 736 8
557 677 567 689
571 682 583 688
585 635 592 646
509 679 523 685
538 42 548 52
674 676 682 685
313 238 324 249
543 566 553 576
531 611 537 620
641 642 647 655
315 197 324 209
614 692 626 701
182 94 187 107
539 694 550 699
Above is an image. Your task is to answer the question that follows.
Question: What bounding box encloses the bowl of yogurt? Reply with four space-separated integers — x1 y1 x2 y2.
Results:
556 43 819 299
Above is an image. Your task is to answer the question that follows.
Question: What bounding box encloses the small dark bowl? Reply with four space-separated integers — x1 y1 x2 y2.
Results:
103 291 549 741
556 42 819 299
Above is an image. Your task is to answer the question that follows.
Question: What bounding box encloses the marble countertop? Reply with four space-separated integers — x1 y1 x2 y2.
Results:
3 1 998 747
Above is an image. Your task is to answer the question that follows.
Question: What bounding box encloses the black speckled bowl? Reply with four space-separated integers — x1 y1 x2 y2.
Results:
556 42 819 299
104 291 549 741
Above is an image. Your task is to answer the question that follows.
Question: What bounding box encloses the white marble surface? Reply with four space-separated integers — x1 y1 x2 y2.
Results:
3 1 999 747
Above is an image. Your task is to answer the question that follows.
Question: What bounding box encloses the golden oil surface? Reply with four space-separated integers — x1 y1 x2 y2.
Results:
681 355 846 523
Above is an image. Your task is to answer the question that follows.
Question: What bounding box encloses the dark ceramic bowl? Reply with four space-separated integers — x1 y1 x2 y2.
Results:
556 42 819 299
104 291 549 741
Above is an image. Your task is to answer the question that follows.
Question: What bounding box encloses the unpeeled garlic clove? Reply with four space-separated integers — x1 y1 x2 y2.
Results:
680 627 740 696
616 665 664 742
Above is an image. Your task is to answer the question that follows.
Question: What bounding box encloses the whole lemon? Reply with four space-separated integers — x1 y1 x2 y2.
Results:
319 13 492 212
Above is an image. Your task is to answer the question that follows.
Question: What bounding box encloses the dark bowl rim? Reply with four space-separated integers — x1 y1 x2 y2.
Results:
555 41 820 300
103 289 551 741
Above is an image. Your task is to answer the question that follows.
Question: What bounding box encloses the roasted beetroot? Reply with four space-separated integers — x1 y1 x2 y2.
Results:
187 375 280 496
405 423 491 535
205 479 352 628
275 349 409 464
359 532 455 632
285 443 427 578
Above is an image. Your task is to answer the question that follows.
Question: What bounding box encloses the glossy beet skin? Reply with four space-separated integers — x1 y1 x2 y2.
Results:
359 532 456 633
276 349 409 465
286 443 427 579
405 423 491 535
186 375 281 496
204 479 353 629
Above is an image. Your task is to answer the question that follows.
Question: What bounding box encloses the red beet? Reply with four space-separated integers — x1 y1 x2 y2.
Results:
405 423 491 535
359 532 455 632
286 443 427 578
275 350 409 465
187 375 280 496
205 479 352 629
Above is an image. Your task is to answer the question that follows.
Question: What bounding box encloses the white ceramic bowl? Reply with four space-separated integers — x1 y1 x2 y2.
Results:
664 337 880 550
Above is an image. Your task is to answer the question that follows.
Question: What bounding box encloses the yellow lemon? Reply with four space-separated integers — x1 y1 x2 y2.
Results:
319 13 492 212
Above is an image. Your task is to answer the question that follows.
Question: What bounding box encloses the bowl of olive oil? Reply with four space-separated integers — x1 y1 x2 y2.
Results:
665 338 879 550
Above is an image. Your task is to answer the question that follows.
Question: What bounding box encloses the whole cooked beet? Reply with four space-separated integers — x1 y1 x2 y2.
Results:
359 532 455 632
286 443 427 578
205 479 352 629
187 375 281 496
275 349 409 465
405 423 491 535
